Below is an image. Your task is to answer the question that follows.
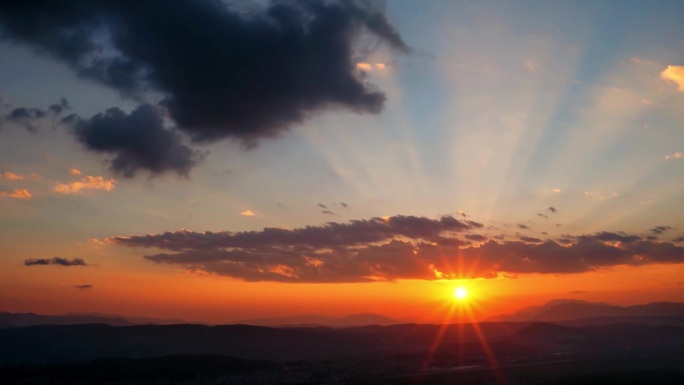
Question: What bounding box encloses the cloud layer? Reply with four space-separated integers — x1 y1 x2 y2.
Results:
0 0 407 176
108 215 684 283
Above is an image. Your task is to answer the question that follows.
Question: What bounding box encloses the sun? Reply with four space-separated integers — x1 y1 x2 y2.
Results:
453 286 468 300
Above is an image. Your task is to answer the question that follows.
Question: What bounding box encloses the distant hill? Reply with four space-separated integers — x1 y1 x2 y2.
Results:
237 312 400 327
0 311 200 329
0 321 682 366
0 311 133 328
488 300 684 323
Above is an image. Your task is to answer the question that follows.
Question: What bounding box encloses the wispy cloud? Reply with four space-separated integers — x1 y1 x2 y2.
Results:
0 188 32 199
665 152 684 160
650 226 673 235
74 284 93 289
2 172 40 181
69 168 82 176
53 176 117 194
240 210 255 217
24 257 88 266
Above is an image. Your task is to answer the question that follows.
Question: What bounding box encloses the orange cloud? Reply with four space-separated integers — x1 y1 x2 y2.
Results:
2 172 41 181
356 62 372 71
240 209 256 217
660 65 684 91
53 176 117 194
356 62 386 71
70 168 82 176
0 188 32 199
665 152 684 160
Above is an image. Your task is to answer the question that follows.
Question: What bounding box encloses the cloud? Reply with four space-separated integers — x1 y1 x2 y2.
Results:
64 104 203 177
240 210 256 217
107 216 684 282
546 206 557 214
520 236 543 243
103 214 684 282
24 257 87 266
2 172 40 181
0 188 32 199
660 65 684 91
650 226 673 235
69 168 82 176
356 62 387 71
356 62 373 71
110 215 479 251
525 59 538 72
74 284 93 289
340 202 349 208
0 1 407 174
322 210 335 215
53 176 117 194
517 223 530 230
665 152 684 160
317 203 328 209
1 98 69 131
584 191 618 201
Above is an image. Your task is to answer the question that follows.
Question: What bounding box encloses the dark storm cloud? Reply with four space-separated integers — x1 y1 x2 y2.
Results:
24 257 87 266
109 215 684 282
65 104 203 177
650 226 673 235
0 0 408 174
74 284 93 289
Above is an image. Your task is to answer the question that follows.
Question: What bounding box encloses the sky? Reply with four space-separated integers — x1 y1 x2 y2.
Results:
0 0 683 324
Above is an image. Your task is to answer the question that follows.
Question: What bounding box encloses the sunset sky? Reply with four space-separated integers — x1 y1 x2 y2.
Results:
1 0 683 324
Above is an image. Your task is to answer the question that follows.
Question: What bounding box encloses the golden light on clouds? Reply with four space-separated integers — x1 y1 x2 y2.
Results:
0 188 32 199
660 65 684 91
665 152 684 160
53 176 117 194
2 171 40 181
70 168 82 176
240 209 256 217
356 62 386 71
356 62 373 71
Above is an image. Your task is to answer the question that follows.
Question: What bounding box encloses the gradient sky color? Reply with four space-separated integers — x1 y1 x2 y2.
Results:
1 0 683 324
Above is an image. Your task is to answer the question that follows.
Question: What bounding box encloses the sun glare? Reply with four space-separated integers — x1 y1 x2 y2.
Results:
453 286 468 300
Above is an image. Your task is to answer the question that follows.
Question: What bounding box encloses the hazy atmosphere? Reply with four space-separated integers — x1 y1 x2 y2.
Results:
1 0 683 325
